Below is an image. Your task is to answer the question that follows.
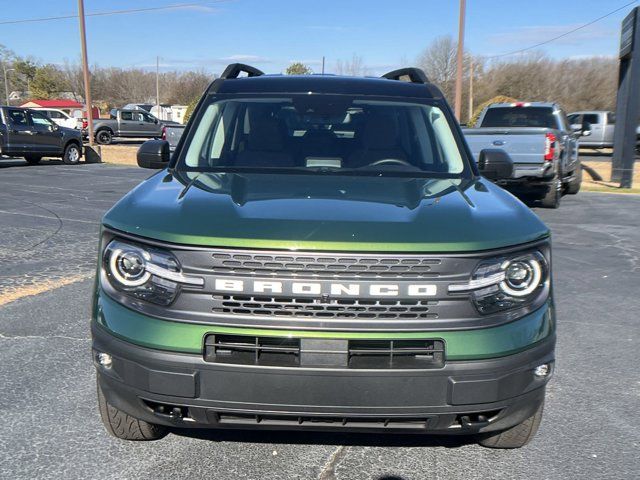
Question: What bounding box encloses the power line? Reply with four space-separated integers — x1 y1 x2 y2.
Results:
487 0 638 60
0 1 227 26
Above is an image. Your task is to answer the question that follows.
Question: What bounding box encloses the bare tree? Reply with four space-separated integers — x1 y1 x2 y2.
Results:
417 35 458 100
334 54 369 76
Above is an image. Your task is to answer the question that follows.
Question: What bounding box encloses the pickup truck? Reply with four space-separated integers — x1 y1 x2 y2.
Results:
93 109 164 145
463 102 586 208
161 124 185 152
568 111 615 149
92 64 555 449
0 106 83 164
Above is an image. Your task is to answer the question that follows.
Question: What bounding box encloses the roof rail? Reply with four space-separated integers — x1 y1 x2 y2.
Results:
381 68 430 84
220 63 265 79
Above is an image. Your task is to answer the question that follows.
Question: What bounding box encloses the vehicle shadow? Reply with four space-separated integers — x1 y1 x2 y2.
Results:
170 427 475 449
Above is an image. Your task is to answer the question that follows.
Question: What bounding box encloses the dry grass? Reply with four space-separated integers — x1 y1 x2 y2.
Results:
582 159 640 194
98 145 139 166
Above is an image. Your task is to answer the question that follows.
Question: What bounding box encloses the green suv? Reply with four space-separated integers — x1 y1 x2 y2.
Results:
92 64 555 448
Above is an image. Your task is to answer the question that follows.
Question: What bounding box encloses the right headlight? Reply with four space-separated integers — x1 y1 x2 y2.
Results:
102 239 203 306
449 249 549 314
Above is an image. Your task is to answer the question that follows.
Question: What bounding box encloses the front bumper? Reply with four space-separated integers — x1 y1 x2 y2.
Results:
92 309 555 434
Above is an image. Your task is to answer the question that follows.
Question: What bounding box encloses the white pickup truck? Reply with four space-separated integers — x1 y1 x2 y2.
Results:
463 102 587 208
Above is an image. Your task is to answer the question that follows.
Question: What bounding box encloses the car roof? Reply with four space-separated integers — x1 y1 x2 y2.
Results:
487 102 558 108
213 74 442 99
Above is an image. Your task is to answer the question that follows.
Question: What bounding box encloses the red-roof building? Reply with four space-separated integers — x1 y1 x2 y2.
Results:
20 99 100 119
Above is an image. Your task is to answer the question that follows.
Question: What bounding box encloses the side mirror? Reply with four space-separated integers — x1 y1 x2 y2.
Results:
571 123 583 132
581 122 592 137
478 148 514 181
137 139 170 169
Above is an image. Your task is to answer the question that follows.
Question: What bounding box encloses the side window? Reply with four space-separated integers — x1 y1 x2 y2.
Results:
607 112 616 124
120 111 133 121
8 109 29 126
142 113 155 123
567 114 581 125
30 112 54 128
583 114 599 125
50 111 63 119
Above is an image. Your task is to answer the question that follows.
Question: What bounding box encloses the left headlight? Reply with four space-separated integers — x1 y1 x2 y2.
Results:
102 239 203 306
448 249 549 315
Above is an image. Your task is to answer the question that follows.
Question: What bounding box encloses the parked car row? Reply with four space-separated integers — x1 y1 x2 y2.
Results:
0 106 83 164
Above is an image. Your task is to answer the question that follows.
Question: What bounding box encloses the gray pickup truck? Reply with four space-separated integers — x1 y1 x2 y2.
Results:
93 109 164 145
568 111 615 149
463 102 586 208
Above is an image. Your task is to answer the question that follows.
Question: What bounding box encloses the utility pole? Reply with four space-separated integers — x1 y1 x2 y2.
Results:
468 58 474 124
156 56 160 111
454 0 466 120
322 56 325 74
78 0 95 146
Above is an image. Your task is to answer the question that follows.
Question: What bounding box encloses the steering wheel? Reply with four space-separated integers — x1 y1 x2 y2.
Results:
369 158 412 167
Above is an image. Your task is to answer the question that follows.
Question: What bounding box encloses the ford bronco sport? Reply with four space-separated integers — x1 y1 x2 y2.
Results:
92 64 555 448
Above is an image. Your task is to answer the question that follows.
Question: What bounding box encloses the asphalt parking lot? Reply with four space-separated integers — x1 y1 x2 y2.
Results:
0 159 639 480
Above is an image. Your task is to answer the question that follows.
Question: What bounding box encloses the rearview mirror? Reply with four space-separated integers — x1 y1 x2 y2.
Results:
137 139 170 169
478 149 514 181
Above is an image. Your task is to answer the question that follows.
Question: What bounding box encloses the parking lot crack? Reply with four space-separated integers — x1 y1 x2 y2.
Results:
318 445 350 480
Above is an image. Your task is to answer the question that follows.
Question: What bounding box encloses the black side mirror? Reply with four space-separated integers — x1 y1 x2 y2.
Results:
478 148 514 181
137 139 170 169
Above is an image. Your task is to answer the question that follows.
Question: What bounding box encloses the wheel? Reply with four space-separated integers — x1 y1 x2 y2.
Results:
479 401 544 449
565 164 582 195
95 129 113 145
539 174 561 209
24 155 42 165
62 143 81 165
97 379 168 441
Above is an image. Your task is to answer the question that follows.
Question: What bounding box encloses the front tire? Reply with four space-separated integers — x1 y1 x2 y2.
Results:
95 129 113 145
24 155 42 165
63 143 81 165
97 380 168 441
479 401 544 449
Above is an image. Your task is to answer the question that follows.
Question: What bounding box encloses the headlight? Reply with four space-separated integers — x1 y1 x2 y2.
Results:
102 239 203 306
449 250 549 314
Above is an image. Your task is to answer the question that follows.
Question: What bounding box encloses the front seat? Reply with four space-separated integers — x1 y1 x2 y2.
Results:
347 115 407 168
235 113 294 168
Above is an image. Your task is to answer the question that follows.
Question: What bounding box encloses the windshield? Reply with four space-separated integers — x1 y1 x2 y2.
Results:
480 107 557 129
178 96 467 176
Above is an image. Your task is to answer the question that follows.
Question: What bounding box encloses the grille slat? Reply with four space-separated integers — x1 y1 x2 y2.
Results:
214 295 439 320
210 251 442 279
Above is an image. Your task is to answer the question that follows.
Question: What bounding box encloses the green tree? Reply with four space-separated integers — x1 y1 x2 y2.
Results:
285 62 312 75
30 65 66 99
183 97 199 123
14 59 37 92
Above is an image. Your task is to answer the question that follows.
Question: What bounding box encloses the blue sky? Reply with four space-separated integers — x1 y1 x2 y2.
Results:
0 0 634 75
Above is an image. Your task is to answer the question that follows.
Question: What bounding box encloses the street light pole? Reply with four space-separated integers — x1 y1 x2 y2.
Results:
77 0 95 146
454 0 466 120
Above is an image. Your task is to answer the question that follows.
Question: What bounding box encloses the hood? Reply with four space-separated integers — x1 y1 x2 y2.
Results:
103 171 549 252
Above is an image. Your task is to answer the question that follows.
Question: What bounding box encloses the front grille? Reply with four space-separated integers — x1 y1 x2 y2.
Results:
213 295 438 320
210 251 442 279
204 334 445 369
